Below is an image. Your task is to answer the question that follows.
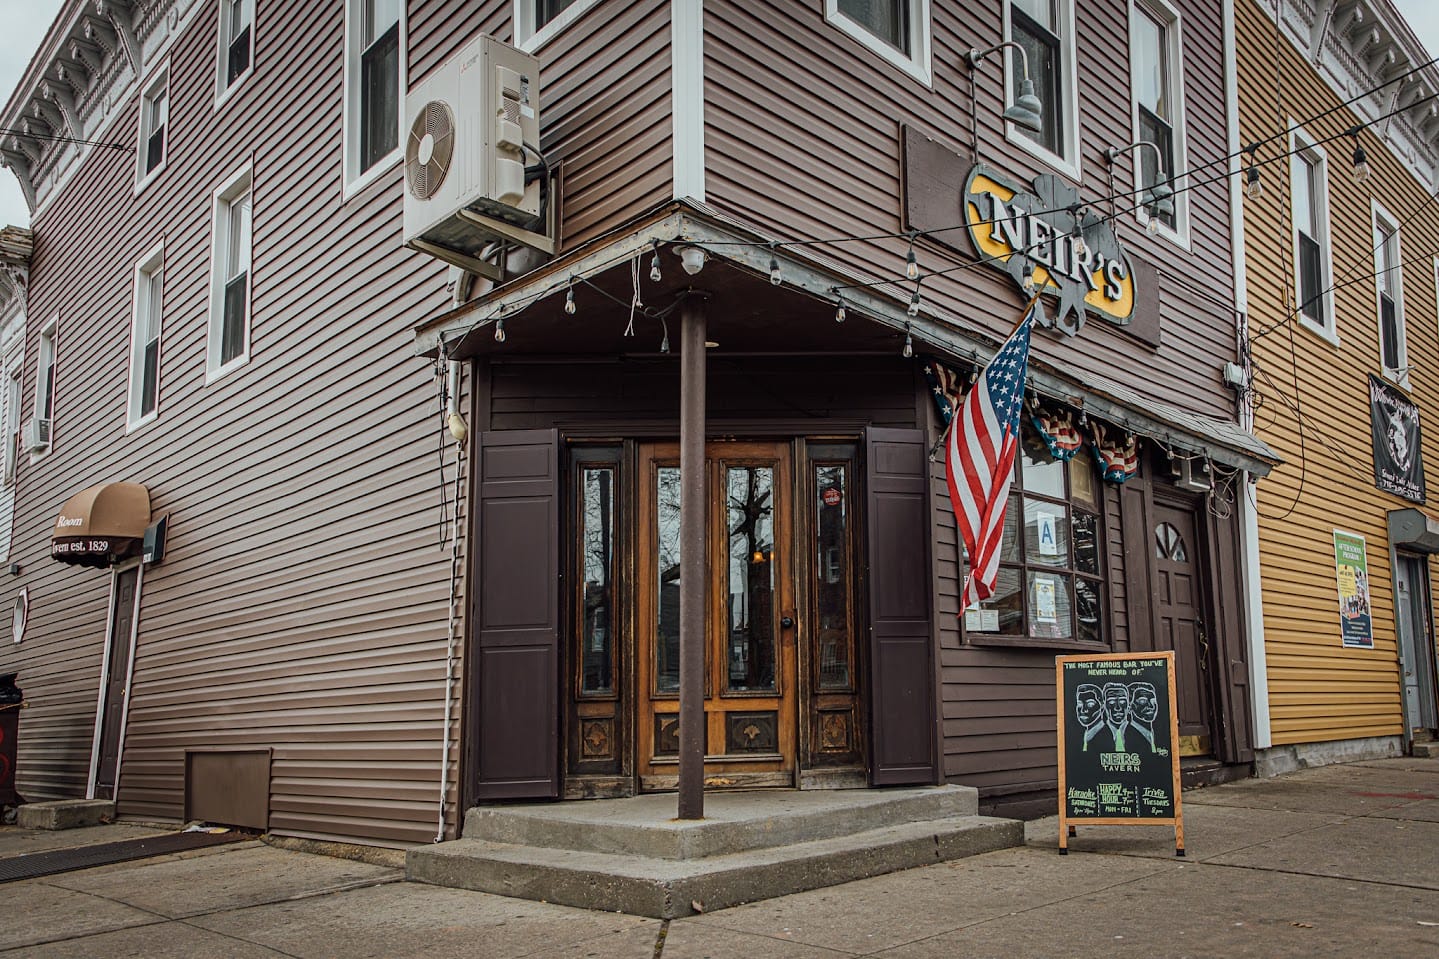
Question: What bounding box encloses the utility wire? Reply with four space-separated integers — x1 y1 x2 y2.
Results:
0 127 129 151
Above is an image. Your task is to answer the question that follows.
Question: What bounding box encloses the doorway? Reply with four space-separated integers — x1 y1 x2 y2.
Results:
91 565 141 800
1395 553 1438 739
1151 501 1216 757
637 441 798 789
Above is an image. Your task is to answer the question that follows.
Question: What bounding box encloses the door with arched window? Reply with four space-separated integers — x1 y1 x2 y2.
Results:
1152 501 1215 755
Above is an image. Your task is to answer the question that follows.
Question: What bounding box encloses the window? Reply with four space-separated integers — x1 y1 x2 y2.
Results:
1290 128 1333 339
344 0 404 191
1130 0 1187 237
32 317 55 456
967 428 1104 646
208 165 252 379
3 355 21 483
825 1 932 83
514 0 604 51
1007 0 1078 175
1375 204 1407 384
217 0 255 101
128 243 164 428
575 454 620 698
136 66 168 187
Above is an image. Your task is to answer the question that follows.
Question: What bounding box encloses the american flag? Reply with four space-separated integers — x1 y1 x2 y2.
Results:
945 304 1038 610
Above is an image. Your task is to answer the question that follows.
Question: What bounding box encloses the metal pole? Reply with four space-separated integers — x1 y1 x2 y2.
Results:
677 299 707 820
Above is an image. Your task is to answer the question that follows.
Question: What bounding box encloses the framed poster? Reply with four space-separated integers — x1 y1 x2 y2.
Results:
1333 530 1374 650
1056 651 1184 856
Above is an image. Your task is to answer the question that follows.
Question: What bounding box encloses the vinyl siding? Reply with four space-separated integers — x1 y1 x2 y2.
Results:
1237 0 1415 745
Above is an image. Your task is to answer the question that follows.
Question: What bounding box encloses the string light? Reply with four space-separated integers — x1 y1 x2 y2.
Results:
1244 149 1263 199
769 255 782 285
660 319 670 354
1146 216 1160 235
835 299 847 323
1022 265 1037 291
494 319 506 343
907 288 922 317
564 282 576 315
1072 232 1088 258
902 324 914 358
649 244 662 283
1350 129 1371 183
905 238 920 281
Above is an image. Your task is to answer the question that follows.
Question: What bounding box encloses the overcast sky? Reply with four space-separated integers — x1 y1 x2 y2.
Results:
2 1 1439 230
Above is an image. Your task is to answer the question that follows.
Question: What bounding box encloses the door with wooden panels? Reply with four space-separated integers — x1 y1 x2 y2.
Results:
637 441 797 789
1152 502 1215 755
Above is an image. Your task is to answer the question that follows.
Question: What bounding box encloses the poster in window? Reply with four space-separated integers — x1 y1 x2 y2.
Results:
1034 575 1058 625
1369 375 1426 503
1333 530 1374 650
1036 511 1059 556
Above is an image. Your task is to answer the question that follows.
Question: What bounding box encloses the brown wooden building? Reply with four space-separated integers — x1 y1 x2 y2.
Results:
0 0 1274 846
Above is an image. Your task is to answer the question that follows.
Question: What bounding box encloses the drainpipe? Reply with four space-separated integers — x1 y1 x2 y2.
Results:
1225 0 1272 751
436 360 466 842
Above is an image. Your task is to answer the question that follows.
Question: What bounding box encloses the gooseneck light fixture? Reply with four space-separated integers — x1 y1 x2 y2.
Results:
1104 140 1175 234
966 41 1045 136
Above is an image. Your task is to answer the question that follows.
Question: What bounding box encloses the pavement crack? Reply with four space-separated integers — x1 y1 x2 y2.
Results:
652 918 670 958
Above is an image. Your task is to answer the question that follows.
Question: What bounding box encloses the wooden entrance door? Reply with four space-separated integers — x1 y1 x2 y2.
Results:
637 441 797 788
95 567 139 800
1152 503 1215 755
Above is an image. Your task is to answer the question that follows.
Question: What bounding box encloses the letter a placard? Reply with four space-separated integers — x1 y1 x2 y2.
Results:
1055 650 1184 856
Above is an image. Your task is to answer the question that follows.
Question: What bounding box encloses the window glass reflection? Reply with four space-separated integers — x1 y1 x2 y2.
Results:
815 465 851 690
580 467 615 695
655 467 681 693
727 466 777 692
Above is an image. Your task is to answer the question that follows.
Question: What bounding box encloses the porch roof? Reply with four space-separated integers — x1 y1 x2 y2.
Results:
412 199 1279 477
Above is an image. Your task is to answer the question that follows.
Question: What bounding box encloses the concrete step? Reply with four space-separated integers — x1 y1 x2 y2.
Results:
463 785 978 860
1411 740 1439 759
15 799 115 831
409 813 1022 919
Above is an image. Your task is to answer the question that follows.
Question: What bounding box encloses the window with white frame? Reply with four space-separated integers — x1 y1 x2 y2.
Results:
32 318 55 454
825 1 932 83
218 0 255 98
3 355 21 483
137 67 168 185
1007 0 1077 172
1290 130 1332 338
1374 205 1407 382
515 0 603 51
208 167 252 378
128 244 164 427
345 0 403 187
1129 0 1186 235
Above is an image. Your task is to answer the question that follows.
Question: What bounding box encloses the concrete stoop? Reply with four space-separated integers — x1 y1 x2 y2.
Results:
1412 740 1439 759
15 799 115 831
407 786 1023 918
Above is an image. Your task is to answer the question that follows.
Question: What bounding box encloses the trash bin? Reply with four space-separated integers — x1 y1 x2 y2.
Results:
0 672 24 808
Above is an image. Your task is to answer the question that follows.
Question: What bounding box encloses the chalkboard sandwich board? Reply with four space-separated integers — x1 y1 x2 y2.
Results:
1056 651 1184 856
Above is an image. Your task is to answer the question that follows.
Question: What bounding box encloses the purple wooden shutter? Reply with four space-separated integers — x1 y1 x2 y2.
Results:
474 429 561 800
865 427 939 785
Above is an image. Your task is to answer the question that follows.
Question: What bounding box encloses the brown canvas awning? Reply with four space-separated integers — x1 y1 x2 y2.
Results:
51 482 151 568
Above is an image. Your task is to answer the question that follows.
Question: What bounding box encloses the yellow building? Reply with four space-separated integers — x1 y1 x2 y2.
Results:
1236 0 1439 768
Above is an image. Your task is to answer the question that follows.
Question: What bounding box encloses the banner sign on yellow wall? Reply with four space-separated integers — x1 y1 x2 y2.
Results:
964 165 1136 337
1368 375 1426 503
1333 530 1374 650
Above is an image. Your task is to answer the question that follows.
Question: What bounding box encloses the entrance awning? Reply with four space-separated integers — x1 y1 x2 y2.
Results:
1389 508 1439 553
50 482 151 568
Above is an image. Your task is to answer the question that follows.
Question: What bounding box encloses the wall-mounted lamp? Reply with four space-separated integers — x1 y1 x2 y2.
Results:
967 41 1045 135
1105 140 1174 233
674 245 707 275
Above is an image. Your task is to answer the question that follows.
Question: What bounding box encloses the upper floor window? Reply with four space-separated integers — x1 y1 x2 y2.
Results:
1290 128 1333 340
3 353 21 484
1374 204 1407 385
1007 0 1078 176
136 66 168 187
825 1 932 83
515 0 603 51
208 165 252 380
32 318 55 457
218 0 255 101
1129 0 1187 237
128 243 164 428
344 0 404 192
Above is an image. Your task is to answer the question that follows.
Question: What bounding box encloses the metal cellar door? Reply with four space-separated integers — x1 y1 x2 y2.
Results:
864 428 938 785
474 429 561 800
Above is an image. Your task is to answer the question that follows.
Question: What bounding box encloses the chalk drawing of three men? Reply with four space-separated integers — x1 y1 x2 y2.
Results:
1075 681 1159 751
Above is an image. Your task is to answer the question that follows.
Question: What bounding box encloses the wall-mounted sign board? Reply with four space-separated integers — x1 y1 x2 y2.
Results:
1056 651 1184 856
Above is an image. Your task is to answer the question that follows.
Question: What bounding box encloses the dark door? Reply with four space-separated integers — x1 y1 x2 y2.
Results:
474 429 561 800
865 428 938 785
95 567 138 800
1152 503 1214 753
1396 554 1438 735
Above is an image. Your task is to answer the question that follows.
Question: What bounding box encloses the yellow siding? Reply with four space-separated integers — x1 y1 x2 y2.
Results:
1237 0 1428 745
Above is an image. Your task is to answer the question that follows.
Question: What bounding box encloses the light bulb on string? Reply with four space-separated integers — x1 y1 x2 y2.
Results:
494 319 507 343
1146 216 1160 235
835 300 847 323
769 256 782 285
1245 162 1262 199
649 248 662 283
1022 265 1036 292
907 288 921 317
905 244 920 281
564 284 576 315
1073 232 1088 258
902 324 914 359
1352 142 1371 183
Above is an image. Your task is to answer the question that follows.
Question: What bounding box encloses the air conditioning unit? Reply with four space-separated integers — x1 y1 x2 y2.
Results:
24 417 50 453
402 34 553 277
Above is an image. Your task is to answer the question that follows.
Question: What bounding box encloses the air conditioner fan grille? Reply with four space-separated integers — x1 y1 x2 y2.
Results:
405 100 456 201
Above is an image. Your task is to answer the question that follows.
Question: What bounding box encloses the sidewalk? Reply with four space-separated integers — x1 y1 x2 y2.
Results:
3 757 1437 958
